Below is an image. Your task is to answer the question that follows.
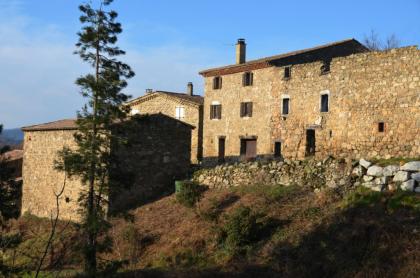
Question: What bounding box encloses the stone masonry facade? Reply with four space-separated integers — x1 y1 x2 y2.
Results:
21 115 193 220
127 91 203 163
200 39 420 164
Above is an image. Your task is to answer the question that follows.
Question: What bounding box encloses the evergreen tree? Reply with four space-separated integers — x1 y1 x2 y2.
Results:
57 0 134 276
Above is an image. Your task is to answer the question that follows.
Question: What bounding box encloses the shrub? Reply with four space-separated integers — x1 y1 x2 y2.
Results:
218 206 261 253
387 190 420 212
176 181 205 208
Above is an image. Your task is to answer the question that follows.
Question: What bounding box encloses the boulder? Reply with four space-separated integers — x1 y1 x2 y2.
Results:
374 177 388 185
367 165 383 177
363 175 374 182
400 179 415 191
352 166 364 177
359 159 372 169
393 171 410 182
411 172 420 182
371 184 384 192
400 161 420 172
383 165 399 176
362 182 373 188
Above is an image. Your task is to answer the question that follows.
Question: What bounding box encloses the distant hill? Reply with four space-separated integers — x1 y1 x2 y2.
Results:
0 128 24 148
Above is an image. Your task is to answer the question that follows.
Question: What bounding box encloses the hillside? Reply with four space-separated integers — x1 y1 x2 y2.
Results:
3 183 420 277
0 128 23 148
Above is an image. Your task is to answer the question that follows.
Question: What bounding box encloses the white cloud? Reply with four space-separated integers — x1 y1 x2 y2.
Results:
0 1 217 129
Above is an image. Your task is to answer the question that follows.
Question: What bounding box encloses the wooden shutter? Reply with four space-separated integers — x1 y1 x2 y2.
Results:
217 105 222 119
219 77 222 89
210 105 214 119
250 73 253 86
248 102 253 117
242 74 246 86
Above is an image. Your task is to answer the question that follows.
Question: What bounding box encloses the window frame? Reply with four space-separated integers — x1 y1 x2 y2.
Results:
284 66 291 80
320 91 330 113
175 106 185 120
240 102 253 118
282 97 290 115
210 104 222 120
213 76 222 90
242 72 253 86
378 122 385 133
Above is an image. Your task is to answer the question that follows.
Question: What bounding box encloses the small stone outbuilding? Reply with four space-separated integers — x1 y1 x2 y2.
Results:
21 114 193 220
126 84 203 164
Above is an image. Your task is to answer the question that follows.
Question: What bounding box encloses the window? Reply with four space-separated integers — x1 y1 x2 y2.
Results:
378 122 385 132
320 94 329 112
175 106 185 119
213 76 222 89
240 102 253 117
282 98 290 115
284 66 291 79
242 72 253 86
210 104 222 119
274 142 282 157
130 108 140 115
321 60 331 74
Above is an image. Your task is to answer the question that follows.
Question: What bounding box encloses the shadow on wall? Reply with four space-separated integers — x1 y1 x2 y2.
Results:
108 113 193 215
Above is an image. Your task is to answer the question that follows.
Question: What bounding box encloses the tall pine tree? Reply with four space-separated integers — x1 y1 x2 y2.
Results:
57 0 134 276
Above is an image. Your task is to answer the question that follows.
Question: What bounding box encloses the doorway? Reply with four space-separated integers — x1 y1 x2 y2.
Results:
306 129 316 156
240 139 257 160
274 142 282 158
218 137 225 163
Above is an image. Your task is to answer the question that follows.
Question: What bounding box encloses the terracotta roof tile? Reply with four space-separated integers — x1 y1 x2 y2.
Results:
1 149 23 161
199 38 368 76
22 119 78 131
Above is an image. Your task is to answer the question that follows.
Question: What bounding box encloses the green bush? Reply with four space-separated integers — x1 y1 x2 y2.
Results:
176 181 205 208
218 206 262 253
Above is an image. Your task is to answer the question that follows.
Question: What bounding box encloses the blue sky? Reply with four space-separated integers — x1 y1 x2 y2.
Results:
1 0 419 128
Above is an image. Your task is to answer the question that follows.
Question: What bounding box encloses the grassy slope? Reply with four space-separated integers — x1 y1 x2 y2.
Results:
3 185 420 277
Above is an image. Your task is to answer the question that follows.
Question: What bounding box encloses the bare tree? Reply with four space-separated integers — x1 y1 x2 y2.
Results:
364 29 400 51
34 175 68 278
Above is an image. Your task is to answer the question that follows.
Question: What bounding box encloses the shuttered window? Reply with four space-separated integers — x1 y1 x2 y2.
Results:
242 72 253 86
213 76 222 89
240 102 253 117
175 106 185 119
210 104 222 119
320 94 329 112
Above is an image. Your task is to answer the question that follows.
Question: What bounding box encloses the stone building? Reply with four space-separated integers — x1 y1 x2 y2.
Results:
126 83 204 163
21 114 193 220
199 39 420 164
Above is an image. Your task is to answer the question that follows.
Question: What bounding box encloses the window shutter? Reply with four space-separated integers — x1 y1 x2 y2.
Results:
218 105 222 119
212 78 216 90
210 105 214 119
249 102 253 117
250 73 253 86
219 77 222 89
242 74 245 86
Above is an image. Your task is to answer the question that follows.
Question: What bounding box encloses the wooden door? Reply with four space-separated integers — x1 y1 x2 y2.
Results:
218 137 225 163
245 139 257 159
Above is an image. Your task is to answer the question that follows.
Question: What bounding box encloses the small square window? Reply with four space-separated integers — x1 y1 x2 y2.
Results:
210 104 222 119
240 102 253 117
284 67 291 79
175 106 185 119
321 60 330 75
242 72 253 86
378 122 385 132
213 76 222 90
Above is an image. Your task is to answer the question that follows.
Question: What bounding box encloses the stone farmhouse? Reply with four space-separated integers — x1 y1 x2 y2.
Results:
199 39 420 164
126 83 204 163
21 115 193 220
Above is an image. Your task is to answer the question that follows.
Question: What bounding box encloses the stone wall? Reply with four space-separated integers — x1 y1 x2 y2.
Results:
193 158 420 194
202 47 420 163
22 114 193 220
22 130 83 221
129 94 203 163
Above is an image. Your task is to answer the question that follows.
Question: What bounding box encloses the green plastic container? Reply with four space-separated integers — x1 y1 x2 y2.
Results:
175 180 184 193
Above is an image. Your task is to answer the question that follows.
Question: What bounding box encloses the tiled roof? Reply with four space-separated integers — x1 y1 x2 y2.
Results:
127 91 204 106
22 119 78 131
199 38 368 77
2 149 23 161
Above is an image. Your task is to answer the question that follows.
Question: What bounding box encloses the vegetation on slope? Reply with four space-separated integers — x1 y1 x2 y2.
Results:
1 184 419 277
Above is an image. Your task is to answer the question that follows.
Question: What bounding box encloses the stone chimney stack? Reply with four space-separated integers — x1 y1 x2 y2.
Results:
187 82 193 96
236 38 246 64
145 88 153 94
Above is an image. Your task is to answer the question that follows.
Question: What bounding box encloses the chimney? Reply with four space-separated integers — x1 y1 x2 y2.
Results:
187 82 193 96
236 38 246 64
145 88 153 94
